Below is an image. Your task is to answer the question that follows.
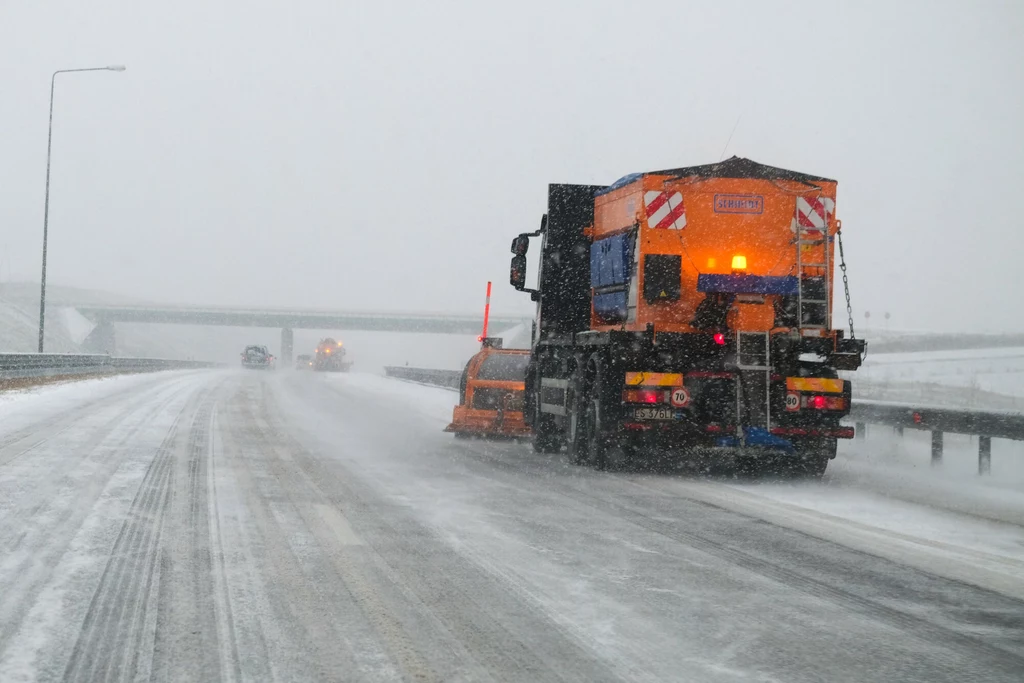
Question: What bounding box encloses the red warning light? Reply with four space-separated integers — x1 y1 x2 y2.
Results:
636 389 661 404
713 333 726 346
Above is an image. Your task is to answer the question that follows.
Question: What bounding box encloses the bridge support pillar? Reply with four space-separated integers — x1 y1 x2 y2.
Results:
82 320 116 355
281 328 294 366
931 431 943 466
978 436 992 475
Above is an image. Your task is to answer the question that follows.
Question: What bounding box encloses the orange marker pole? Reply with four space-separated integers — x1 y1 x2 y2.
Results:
479 281 492 342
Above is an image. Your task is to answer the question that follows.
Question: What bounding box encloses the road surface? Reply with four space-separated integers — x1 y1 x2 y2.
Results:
1 370 1023 682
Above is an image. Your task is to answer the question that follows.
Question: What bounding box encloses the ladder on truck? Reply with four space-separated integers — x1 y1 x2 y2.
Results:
796 200 832 331
735 331 771 444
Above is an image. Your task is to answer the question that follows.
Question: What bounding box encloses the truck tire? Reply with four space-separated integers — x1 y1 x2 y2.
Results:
793 437 836 478
584 397 607 471
566 368 589 466
533 414 563 454
583 356 608 471
800 456 829 478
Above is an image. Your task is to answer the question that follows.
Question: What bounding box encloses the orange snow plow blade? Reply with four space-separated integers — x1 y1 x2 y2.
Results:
445 342 531 438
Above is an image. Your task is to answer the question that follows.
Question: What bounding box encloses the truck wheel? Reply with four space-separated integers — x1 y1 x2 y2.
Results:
583 357 609 471
794 437 836 478
800 456 829 478
585 398 607 471
735 455 761 478
567 409 588 465
566 370 589 465
533 414 563 454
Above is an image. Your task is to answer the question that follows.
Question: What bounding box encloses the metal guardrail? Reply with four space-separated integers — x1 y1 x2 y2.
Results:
848 400 1024 473
0 353 221 381
383 366 461 389
849 401 1024 442
384 366 1024 474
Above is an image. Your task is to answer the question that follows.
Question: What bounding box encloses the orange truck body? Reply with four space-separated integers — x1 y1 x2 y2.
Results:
591 169 837 335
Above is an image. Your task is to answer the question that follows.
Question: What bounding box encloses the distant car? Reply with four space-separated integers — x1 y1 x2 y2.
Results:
241 345 275 370
295 354 313 370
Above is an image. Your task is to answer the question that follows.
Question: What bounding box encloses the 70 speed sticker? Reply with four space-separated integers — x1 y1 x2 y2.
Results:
670 387 691 408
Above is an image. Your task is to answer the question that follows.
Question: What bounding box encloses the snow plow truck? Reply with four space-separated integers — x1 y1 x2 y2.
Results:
445 338 531 438
509 157 865 475
313 338 352 372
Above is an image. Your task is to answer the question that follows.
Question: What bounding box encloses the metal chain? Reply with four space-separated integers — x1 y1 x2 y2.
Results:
836 225 855 339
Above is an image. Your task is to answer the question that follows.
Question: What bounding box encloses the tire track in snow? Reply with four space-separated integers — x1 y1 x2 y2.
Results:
0 378 173 469
206 408 243 683
149 380 234 683
61 386 212 683
250 385 431 683
212 382 362 682
447 440 1024 682
0 380 191 653
260 381 615 683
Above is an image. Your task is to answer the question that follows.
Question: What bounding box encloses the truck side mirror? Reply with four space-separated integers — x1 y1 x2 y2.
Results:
511 234 530 255
510 254 527 290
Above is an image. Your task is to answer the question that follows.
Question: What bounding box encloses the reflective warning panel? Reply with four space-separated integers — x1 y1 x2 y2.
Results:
786 377 844 394
625 372 684 386
795 196 835 229
644 191 687 230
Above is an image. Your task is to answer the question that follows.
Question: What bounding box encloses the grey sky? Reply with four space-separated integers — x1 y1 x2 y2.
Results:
1 0 1021 332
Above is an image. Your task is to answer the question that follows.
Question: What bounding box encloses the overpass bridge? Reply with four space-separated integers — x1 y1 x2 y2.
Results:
68 303 1024 364
76 304 530 364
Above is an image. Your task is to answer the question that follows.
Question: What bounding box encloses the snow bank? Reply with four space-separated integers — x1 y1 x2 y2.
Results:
0 372 191 437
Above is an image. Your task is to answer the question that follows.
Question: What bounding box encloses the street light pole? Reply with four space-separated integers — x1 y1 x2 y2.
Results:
38 65 126 353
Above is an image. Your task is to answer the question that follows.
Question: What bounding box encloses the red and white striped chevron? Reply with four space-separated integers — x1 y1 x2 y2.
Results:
644 191 686 230
795 196 835 229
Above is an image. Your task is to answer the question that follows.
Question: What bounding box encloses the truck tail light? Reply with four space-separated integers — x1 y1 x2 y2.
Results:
803 395 846 410
713 333 726 346
624 389 664 404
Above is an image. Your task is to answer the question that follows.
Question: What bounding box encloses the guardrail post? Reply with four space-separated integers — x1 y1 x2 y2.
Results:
978 436 991 475
855 422 866 439
931 431 943 466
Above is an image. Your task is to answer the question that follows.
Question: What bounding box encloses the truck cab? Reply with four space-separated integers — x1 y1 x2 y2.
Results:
445 338 531 438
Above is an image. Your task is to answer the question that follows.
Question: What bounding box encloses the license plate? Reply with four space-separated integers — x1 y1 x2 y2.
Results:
632 407 677 420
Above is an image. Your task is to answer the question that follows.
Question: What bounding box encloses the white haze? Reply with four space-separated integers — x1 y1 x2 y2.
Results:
0 0 1021 339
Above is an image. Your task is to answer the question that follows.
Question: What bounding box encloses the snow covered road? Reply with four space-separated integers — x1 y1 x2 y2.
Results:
1 370 1023 682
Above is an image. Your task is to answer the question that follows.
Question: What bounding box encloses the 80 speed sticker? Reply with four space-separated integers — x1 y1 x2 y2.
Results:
785 392 800 411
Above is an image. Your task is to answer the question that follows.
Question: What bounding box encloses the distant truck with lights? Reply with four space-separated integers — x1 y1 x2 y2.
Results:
313 338 352 372
508 156 865 475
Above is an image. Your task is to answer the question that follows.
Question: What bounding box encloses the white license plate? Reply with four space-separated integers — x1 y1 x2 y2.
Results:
632 407 677 420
